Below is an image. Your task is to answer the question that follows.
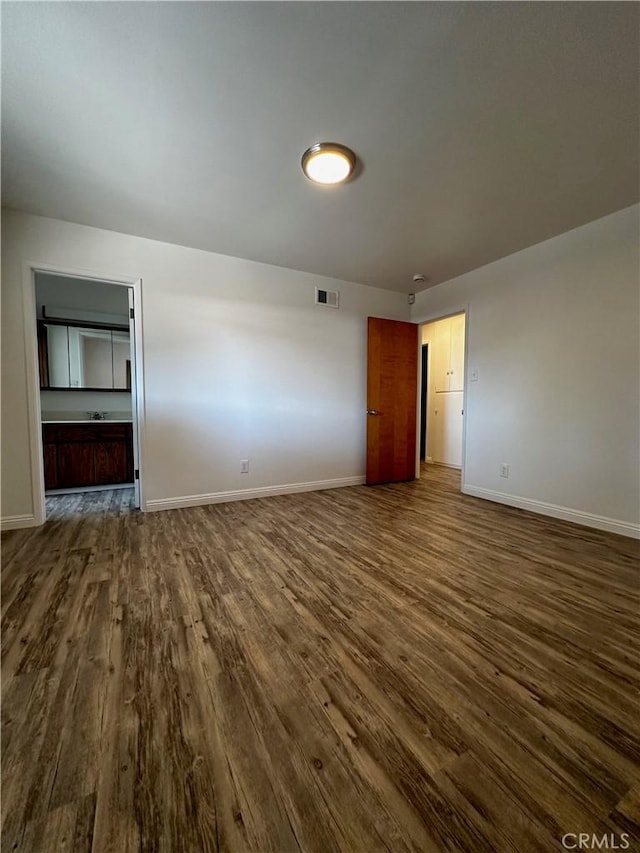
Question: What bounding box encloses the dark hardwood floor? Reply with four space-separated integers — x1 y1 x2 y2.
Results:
2 466 639 852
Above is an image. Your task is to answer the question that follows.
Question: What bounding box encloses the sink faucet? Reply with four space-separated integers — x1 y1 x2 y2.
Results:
88 411 106 420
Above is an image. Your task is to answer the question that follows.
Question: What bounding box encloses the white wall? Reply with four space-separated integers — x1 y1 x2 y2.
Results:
40 391 132 419
1 210 408 522
35 273 129 321
412 204 640 536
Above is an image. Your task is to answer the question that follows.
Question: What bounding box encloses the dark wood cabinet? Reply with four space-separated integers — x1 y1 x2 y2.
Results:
43 443 59 489
43 423 134 489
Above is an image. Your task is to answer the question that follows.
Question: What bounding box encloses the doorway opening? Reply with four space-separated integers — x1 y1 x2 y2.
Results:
26 268 144 522
419 312 466 477
419 343 429 462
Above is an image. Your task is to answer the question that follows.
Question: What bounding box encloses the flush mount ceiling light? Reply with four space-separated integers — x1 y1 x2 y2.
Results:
301 142 357 185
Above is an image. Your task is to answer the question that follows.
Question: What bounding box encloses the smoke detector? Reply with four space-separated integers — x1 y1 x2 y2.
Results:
412 274 426 284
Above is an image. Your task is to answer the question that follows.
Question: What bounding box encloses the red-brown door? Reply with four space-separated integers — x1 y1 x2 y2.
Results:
366 317 419 485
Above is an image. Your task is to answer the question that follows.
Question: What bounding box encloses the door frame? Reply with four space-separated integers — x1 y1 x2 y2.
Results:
413 306 469 486
21 260 146 524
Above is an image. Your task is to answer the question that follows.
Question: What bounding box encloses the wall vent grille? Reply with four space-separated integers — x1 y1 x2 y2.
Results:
315 288 339 309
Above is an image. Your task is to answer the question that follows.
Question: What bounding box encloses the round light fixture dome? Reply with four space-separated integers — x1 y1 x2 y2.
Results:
301 142 356 185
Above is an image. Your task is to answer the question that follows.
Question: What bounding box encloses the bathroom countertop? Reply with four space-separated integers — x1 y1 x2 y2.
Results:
42 419 133 424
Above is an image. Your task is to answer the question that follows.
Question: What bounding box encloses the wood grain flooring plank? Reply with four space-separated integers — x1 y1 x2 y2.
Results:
220 589 412 853
2 470 639 852
177 550 343 853
1 667 64 851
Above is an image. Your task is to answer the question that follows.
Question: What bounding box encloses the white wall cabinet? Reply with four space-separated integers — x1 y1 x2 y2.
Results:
433 314 465 392
448 314 465 392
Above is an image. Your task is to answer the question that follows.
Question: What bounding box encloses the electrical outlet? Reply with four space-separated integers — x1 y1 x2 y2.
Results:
470 367 479 382
240 459 249 474
500 463 509 478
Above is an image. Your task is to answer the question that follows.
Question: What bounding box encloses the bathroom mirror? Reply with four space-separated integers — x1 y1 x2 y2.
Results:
39 322 131 390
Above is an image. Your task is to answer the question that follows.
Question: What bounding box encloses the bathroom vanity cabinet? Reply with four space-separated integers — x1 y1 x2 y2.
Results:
42 422 134 489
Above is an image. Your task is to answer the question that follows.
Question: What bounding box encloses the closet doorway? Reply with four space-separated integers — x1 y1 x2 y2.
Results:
419 313 465 471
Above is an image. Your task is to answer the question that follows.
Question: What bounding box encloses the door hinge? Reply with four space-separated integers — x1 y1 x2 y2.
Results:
134 469 139 480
130 307 134 319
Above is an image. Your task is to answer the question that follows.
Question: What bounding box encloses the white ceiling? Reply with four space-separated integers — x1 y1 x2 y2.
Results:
2 2 638 293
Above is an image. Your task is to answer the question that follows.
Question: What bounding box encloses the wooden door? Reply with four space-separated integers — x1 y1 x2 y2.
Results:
43 442 58 489
366 317 419 485
94 441 130 484
57 442 94 488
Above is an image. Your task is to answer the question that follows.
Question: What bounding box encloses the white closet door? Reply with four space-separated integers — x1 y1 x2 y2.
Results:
428 393 462 467
448 314 465 392
427 396 443 464
432 320 451 392
440 392 464 467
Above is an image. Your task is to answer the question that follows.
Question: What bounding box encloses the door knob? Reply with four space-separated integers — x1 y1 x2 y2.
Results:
366 409 380 416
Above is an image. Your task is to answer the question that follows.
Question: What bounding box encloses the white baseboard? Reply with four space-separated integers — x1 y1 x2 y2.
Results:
462 484 640 539
145 476 366 513
1 513 38 531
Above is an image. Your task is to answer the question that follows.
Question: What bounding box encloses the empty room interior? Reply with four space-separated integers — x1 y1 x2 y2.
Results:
1 3 639 852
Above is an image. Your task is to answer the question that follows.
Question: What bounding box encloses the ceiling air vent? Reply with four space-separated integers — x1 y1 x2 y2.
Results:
315 287 339 309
